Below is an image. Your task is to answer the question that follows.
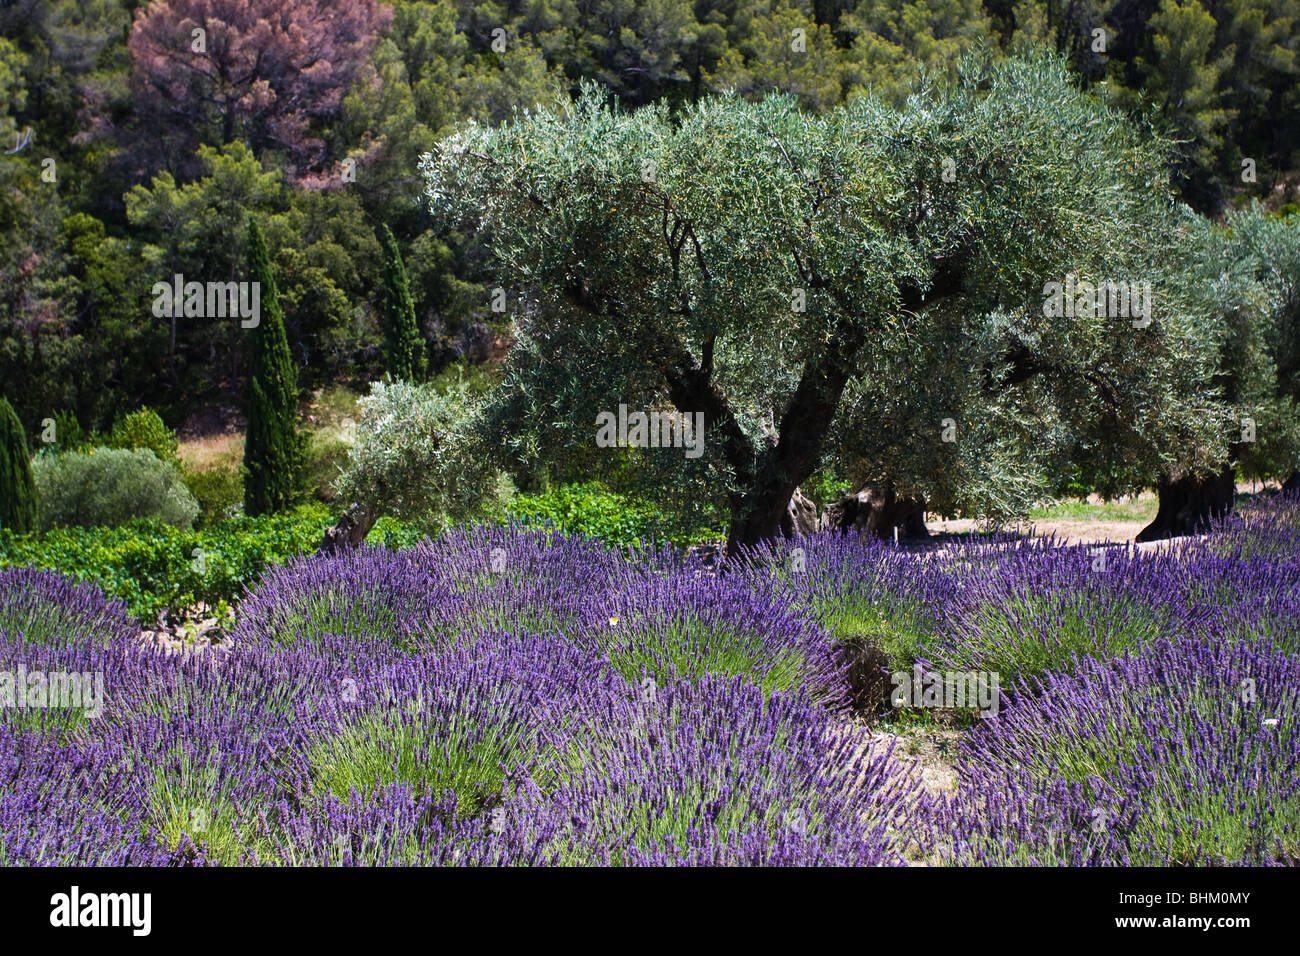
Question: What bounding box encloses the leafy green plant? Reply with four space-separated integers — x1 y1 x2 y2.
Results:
304 433 349 505
34 447 199 532
507 482 722 550
0 506 330 621
182 458 244 528
106 407 180 466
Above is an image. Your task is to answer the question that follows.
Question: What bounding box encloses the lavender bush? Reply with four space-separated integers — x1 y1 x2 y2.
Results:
0 567 137 649
929 636 1300 865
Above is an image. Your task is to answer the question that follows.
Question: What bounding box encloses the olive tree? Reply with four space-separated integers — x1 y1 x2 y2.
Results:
1135 205 1300 540
421 53 1221 550
323 376 510 551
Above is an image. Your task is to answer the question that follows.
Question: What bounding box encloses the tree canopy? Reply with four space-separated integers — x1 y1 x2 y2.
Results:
423 53 1225 546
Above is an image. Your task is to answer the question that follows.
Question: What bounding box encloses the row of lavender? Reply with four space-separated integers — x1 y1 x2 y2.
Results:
1 498 1297 865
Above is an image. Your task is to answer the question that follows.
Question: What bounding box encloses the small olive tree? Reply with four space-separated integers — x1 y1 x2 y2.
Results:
323 377 511 550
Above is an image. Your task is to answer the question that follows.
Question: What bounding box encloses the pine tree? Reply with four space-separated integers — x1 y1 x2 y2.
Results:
1138 0 1235 203
243 218 303 516
377 224 428 382
0 396 37 534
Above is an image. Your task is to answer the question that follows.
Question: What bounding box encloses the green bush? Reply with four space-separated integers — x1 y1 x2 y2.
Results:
334 377 511 526
33 447 200 532
507 482 722 550
0 505 422 623
304 433 350 504
182 459 244 528
107 407 180 466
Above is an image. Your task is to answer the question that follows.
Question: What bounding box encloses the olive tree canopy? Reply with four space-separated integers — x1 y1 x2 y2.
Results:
421 52 1223 549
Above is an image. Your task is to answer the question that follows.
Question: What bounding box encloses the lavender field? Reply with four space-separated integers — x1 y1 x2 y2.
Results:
2 497 1297 867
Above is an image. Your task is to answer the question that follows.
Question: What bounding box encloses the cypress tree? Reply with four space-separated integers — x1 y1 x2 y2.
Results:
243 218 303 516
0 396 37 534
377 224 427 382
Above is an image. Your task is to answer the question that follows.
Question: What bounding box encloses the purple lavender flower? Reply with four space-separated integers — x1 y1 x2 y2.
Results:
0 568 137 649
928 636 1300 865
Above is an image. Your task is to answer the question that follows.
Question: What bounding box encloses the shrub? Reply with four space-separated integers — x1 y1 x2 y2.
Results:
930 638 1300 865
230 546 446 653
84 644 350 866
107 408 180 466
0 725 197 865
589 572 844 705
182 458 244 528
913 541 1193 687
514 674 925 865
304 633 603 822
304 433 349 505
0 568 136 649
334 377 510 527
34 448 200 532
508 481 721 550
0 505 354 622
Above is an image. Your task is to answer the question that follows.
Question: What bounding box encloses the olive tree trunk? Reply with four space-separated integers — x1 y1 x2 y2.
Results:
820 485 929 540
318 502 378 554
1135 466 1235 542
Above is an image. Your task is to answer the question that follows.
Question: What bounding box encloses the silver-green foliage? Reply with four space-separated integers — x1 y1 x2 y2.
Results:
33 447 200 531
421 51 1224 535
333 377 512 529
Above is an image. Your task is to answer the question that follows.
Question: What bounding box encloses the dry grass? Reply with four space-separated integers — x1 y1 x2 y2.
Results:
178 433 244 471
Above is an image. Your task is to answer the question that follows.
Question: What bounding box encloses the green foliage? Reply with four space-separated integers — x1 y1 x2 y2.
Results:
1123 0 1234 202
334 376 511 527
1028 497 1158 523
243 218 304 516
423 53 1222 540
1157 204 1300 485
377 224 428 382
307 710 523 819
1 0 1299 516
304 432 351 505
33 448 199 533
182 460 245 528
56 214 167 429
107 408 180 466
941 591 1174 687
508 482 722 549
43 410 95 455
842 0 994 106
710 2 847 110
0 396 36 534
0 505 338 622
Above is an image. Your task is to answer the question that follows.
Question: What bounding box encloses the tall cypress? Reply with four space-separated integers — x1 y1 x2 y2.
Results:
243 218 303 516
377 224 427 382
0 396 37 534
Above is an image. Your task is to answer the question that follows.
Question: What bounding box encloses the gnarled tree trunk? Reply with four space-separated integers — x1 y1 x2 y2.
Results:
1135 466 1235 542
1283 472 1300 498
318 502 378 554
821 485 929 540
